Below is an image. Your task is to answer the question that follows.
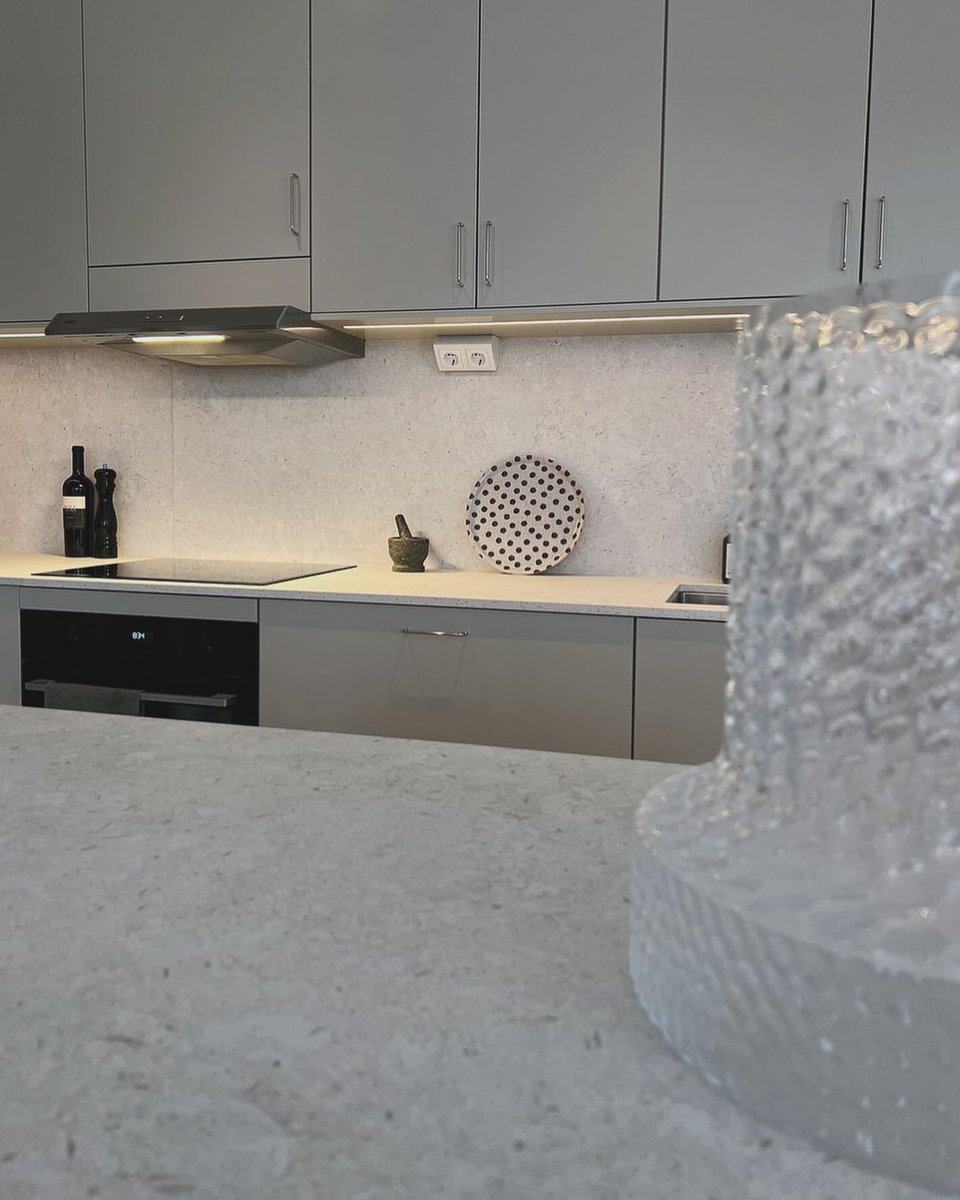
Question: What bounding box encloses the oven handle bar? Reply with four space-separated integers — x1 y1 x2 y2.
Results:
25 679 238 709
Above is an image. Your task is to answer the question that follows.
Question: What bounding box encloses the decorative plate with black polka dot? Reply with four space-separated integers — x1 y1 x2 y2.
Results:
465 455 585 574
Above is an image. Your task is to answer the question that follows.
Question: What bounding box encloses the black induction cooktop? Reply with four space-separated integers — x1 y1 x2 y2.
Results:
33 559 356 586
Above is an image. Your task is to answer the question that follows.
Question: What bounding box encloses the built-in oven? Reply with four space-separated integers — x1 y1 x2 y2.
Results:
20 590 258 725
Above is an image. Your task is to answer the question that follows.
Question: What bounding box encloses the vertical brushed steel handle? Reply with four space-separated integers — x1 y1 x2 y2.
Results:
456 222 465 287
876 195 887 270
289 173 301 238
484 220 494 287
840 198 850 271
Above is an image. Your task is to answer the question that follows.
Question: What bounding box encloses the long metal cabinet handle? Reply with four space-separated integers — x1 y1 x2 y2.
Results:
840 198 850 271
141 691 238 709
401 628 469 638
876 195 887 270
483 220 494 286
289 173 301 238
456 222 465 287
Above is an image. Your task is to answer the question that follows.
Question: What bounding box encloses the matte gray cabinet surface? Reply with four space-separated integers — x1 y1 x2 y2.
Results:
89 259 311 313
83 0 310 268
260 600 633 758
0 588 19 706
0 0 86 323
311 0 479 313
634 619 726 765
660 0 872 301
862 0 960 283
19 588 257 624
477 0 664 308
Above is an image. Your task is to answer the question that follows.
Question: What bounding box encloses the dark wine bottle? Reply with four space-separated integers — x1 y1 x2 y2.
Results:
61 445 95 557
92 465 119 559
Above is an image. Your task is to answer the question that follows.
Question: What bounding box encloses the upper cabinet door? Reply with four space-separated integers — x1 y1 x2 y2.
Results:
84 0 310 268
863 1 960 283
478 0 664 309
311 0 479 313
660 0 871 302
0 0 86 322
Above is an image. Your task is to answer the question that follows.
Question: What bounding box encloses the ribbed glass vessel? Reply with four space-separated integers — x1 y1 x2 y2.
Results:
632 275 960 1195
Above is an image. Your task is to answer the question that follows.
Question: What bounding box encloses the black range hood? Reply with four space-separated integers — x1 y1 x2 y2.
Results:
46 305 365 368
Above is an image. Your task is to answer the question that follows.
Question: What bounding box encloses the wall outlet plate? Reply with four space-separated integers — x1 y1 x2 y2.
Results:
433 336 500 372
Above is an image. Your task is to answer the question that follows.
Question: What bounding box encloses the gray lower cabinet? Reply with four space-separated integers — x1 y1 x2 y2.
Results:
83 0 310 268
477 0 664 308
634 619 726 765
260 601 633 758
0 0 86 323
660 0 871 301
0 588 20 706
862 0 960 283
311 0 479 313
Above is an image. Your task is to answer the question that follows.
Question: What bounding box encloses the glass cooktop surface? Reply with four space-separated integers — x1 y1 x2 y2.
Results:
34 559 356 586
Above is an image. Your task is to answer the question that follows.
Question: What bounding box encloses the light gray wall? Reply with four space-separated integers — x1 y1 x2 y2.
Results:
0 334 737 576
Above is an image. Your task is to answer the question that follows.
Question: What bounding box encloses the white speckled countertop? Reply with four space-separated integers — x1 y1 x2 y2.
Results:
0 707 931 1200
0 552 727 620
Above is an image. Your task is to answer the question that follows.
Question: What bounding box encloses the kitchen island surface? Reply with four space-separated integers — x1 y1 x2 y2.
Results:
0 708 931 1200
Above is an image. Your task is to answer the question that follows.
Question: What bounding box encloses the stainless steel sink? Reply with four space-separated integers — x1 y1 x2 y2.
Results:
667 585 729 606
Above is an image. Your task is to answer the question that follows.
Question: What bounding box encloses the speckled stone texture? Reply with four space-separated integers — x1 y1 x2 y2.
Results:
0 334 735 574
0 706 937 1200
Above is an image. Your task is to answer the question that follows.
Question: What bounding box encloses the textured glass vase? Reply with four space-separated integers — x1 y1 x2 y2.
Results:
631 277 960 1195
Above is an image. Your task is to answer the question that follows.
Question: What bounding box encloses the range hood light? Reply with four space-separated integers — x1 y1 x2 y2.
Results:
131 333 227 345
0 330 45 339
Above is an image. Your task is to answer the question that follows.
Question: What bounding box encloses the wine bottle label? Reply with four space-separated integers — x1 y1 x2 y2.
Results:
63 496 86 530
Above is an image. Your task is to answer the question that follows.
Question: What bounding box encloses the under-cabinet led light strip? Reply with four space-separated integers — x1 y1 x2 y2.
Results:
0 331 45 339
342 312 750 333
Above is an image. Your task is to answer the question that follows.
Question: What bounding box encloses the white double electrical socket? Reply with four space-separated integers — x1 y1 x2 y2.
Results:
433 336 500 372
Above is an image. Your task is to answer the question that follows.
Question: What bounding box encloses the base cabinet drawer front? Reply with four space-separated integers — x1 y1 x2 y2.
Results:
0 588 19 706
260 601 633 758
634 618 726 765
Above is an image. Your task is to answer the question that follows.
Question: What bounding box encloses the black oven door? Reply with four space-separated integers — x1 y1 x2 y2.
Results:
20 608 259 725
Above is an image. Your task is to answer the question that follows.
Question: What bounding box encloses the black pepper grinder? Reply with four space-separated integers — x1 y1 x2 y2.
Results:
92 465 118 558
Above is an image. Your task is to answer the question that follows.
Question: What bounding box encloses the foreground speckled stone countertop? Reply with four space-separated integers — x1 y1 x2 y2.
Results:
0 552 727 620
0 707 931 1200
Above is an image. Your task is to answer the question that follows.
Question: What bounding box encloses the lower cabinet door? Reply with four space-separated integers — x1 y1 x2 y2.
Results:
0 588 20 706
634 618 727 765
260 600 633 758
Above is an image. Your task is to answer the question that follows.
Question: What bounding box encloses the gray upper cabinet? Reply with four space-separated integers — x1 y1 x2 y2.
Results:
311 0 479 313
0 1 86 323
478 0 664 309
862 1 960 284
89 259 311 313
83 0 310 269
660 0 871 301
